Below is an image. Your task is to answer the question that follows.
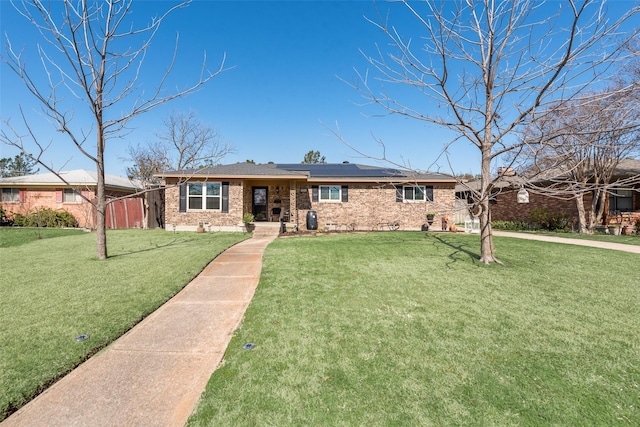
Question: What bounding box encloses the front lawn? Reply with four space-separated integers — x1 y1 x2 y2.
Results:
0 227 85 248
189 232 639 426
0 229 248 421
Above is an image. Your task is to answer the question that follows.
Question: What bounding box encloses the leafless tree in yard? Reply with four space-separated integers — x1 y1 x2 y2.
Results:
0 0 226 259
125 110 232 227
349 0 638 263
518 88 640 234
154 110 233 171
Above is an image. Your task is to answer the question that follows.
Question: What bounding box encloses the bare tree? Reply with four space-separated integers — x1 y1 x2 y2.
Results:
349 0 638 263
520 89 640 233
125 143 170 187
125 110 232 228
153 110 232 171
0 0 225 259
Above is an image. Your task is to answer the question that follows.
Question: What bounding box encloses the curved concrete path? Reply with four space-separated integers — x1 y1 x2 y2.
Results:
493 230 640 254
3 231 279 427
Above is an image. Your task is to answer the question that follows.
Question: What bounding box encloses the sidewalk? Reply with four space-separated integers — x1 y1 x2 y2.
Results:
2 231 279 427
493 230 640 254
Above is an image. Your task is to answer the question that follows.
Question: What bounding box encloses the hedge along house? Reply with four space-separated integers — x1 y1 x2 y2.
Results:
0 169 143 229
159 162 457 232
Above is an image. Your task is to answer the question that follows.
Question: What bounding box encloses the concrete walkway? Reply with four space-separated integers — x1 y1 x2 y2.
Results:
493 230 640 254
3 229 279 427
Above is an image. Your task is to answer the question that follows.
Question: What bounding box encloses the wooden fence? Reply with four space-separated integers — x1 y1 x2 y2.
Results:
105 197 144 229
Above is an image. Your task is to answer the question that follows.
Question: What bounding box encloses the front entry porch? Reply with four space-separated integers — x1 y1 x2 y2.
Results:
247 181 294 224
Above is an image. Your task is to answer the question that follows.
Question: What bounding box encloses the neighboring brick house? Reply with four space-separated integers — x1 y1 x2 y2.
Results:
159 162 457 232
456 159 640 228
0 169 143 229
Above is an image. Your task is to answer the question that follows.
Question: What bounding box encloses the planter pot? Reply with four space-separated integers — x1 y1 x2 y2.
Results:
196 228 205 233
608 226 621 236
421 224 429 232
426 215 435 227
622 225 635 235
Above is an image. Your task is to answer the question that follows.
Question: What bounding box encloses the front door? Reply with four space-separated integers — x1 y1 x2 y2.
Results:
252 187 268 221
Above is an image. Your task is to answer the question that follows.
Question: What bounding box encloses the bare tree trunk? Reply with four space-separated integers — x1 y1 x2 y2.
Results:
478 198 496 264
575 194 590 234
479 146 498 264
96 132 107 259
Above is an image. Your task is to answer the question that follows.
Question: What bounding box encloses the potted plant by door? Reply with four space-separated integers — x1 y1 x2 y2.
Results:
608 224 621 235
242 213 255 232
423 212 435 231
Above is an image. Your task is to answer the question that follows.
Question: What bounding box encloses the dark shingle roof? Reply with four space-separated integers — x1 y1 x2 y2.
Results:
162 162 455 182
173 163 305 177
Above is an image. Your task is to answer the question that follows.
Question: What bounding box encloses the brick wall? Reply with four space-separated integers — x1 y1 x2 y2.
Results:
491 189 580 223
162 179 457 231
295 183 456 231
164 180 244 230
0 187 142 229
1 187 96 228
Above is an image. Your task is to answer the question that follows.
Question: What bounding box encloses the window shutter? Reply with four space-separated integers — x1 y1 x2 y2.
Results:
55 189 63 203
19 189 26 203
179 183 186 212
222 182 229 213
426 186 434 202
395 185 403 202
311 185 319 202
341 185 348 202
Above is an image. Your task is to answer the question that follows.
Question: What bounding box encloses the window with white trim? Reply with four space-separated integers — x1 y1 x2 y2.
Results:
319 185 341 202
610 188 633 212
63 188 82 203
404 185 427 202
188 182 221 210
1 188 19 202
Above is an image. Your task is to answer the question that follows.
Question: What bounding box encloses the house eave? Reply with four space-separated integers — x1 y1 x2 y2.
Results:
305 177 457 184
161 173 309 181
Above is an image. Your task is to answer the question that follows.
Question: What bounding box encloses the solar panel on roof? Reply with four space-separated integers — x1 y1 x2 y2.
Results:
275 163 403 178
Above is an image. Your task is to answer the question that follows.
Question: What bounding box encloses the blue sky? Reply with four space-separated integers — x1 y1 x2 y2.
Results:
0 1 634 177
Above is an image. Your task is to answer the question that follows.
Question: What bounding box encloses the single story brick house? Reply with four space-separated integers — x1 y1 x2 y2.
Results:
0 169 143 229
159 162 457 232
456 159 640 228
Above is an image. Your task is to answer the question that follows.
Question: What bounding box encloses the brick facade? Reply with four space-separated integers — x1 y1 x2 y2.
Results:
163 178 457 231
295 183 456 231
0 187 137 229
1 187 96 228
164 180 244 231
491 187 640 227
491 190 583 223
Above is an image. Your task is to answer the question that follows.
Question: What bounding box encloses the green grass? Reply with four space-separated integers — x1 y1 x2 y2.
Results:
0 227 86 248
0 229 248 421
188 232 640 426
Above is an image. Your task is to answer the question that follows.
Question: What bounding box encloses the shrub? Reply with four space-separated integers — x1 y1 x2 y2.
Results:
10 208 78 228
491 220 530 231
0 205 12 226
242 213 255 223
528 208 570 232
